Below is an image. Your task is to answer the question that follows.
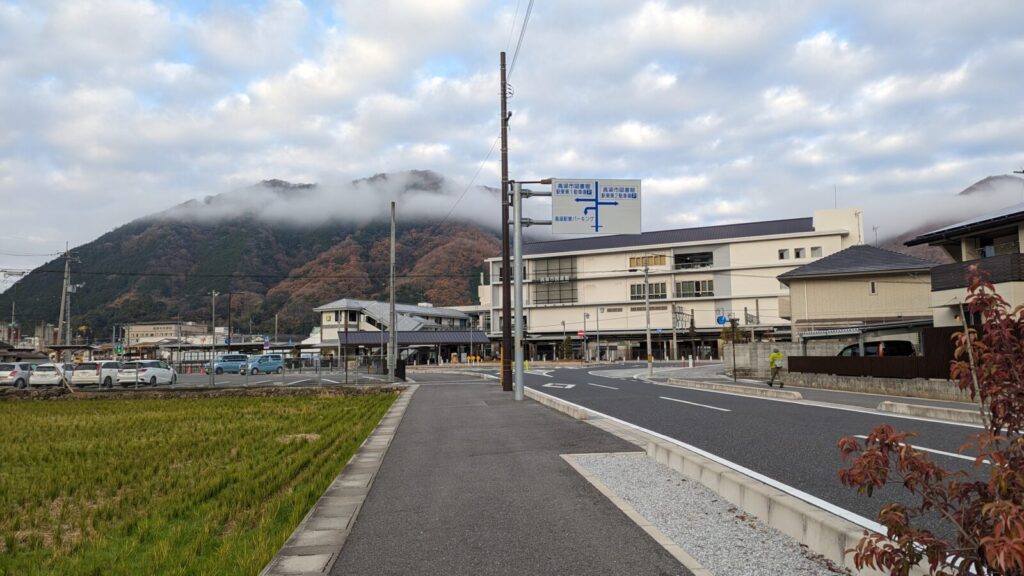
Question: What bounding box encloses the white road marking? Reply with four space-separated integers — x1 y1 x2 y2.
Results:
543 382 576 389
249 380 272 385
587 382 619 390
480 373 499 380
527 388 887 536
526 370 554 378
322 378 340 384
645 380 984 429
659 396 731 412
289 379 312 386
853 435 989 464
405 376 417 383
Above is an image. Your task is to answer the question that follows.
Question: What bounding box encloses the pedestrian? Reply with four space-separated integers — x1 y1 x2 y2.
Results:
768 348 785 387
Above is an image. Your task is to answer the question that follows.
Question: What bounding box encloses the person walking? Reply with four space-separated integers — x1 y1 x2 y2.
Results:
768 348 785 387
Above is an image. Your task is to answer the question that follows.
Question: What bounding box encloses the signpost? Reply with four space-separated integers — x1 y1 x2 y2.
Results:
551 179 641 234
509 177 641 401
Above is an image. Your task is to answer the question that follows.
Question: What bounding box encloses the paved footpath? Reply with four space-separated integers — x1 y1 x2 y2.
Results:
330 380 691 576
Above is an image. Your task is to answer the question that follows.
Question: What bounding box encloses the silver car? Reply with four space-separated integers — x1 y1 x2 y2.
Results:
0 362 34 388
30 363 75 386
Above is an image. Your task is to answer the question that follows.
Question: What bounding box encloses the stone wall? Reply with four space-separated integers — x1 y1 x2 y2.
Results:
784 372 971 403
722 340 852 380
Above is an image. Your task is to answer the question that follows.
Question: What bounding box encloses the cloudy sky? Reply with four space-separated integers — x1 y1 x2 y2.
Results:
2 0 1023 284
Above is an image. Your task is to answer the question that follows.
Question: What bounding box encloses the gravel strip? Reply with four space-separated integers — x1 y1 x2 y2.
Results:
572 453 851 576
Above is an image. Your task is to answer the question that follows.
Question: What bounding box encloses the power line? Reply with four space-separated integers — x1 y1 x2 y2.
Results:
507 0 535 78
436 135 500 228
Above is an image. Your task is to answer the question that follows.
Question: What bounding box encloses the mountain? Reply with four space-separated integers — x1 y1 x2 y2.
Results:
0 171 500 340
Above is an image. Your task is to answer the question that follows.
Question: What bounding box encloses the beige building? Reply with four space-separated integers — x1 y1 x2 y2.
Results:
476 208 864 360
778 245 935 336
125 322 209 345
906 202 1024 327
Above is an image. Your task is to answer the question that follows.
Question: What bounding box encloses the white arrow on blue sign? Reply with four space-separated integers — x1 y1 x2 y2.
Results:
551 178 641 235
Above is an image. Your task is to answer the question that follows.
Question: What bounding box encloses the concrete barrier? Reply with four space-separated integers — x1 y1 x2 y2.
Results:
525 387 927 576
666 378 803 401
877 401 985 425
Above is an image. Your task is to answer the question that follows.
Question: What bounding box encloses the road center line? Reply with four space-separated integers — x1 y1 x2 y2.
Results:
659 396 731 412
587 382 619 390
853 435 989 464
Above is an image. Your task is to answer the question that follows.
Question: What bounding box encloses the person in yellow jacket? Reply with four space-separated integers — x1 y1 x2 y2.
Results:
768 348 785 388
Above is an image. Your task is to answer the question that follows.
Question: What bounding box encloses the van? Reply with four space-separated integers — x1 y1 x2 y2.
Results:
837 340 915 357
210 354 249 374
242 354 284 375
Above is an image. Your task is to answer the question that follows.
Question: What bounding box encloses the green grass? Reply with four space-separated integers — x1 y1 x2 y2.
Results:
0 391 397 575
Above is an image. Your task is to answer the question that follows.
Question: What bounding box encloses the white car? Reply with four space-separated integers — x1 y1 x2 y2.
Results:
71 361 122 388
118 360 177 386
30 363 74 387
0 362 35 388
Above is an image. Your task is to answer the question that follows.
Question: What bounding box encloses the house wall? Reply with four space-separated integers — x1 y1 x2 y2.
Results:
787 273 932 335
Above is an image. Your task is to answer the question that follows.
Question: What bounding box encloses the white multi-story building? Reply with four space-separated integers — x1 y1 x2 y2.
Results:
476 208 864 360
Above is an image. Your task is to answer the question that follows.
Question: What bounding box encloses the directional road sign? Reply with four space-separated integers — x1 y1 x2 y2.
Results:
551 178 641 234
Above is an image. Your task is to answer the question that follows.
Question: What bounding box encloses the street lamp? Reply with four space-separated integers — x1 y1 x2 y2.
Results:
628 263 653 377
210 290 219 387
597 307 602 362
583 312 589 363
561 320 566 360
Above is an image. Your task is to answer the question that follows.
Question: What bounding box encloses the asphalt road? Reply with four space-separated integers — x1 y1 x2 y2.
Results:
470 362 984 536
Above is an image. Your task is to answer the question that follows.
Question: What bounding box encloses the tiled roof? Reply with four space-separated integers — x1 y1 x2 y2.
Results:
313 298 468 319
778 245 936 282
906 202 1024 246
518 217 815 257
335 330 488 346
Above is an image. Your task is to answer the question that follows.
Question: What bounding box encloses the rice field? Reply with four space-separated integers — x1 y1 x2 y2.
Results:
0 390 397 575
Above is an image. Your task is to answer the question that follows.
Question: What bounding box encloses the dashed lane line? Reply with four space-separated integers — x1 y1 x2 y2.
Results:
587 382 619 390
853 435 989 464
659 395 731 412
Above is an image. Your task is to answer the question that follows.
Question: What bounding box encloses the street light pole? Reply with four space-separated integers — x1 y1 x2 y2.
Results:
583 312 589 363
728 315 739 383
210 290 219 387
596 307 601 362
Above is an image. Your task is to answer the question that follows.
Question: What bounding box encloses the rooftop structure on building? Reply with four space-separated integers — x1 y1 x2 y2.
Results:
306 298 472 347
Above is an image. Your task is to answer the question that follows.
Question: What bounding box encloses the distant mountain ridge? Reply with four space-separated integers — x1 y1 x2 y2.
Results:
0 171 500 339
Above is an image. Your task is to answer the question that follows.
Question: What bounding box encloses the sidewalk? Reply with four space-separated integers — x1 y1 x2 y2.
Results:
329 382 692 576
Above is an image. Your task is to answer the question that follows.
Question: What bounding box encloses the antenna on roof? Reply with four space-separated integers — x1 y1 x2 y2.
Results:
872 225 879 245
833 184 838 209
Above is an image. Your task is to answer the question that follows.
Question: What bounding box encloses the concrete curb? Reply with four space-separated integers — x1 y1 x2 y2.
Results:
524 386 922 576
260 385 419 576
877 401 985 425
561 454 714 576
666 378 803 401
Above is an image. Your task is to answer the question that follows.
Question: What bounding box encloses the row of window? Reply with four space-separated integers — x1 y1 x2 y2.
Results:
778 246 822 260
629 280 715 301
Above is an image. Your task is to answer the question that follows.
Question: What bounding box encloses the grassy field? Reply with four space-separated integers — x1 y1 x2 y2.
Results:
0 390 397 575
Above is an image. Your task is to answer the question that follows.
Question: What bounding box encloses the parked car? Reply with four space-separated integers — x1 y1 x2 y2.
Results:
30 363 74 386
71 361 122 388
209 354 249 375
242 354 284 375
837 340 915 357
118 360 177 386
0 362 35 388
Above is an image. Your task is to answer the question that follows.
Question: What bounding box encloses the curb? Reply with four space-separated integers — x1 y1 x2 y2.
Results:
524 387 915 576
561 454 714 576
666 378 803 401
877 401 985 425
260 385 419 576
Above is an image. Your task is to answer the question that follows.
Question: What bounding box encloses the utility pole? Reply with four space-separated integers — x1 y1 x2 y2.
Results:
500 51 513 392
274 313 278 343
388 201 398 378
227 292 232 349
210 290 219 387
583 312 588 363
596 307 601 362
645 263 653 377
670 303 678 362
56 243 70 351
728 315 739 383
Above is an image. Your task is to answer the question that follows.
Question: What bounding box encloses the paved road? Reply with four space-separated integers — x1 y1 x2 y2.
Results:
465 362 982 536
332 378 691 576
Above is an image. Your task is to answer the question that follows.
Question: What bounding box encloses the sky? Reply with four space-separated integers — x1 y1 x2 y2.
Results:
2 0 1024 288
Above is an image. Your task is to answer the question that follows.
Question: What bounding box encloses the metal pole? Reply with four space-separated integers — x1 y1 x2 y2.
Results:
210 291 218 387
513 181 524 401
389 201 398 379
274 313 278 344
645 264 652 377
583 312 588 363
344 318 349 384
670 303 678 361
500 51 513 392
729 316 739 383
596 307 601 362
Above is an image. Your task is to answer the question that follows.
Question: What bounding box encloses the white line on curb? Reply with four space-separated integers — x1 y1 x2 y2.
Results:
659 396 731 412
854 435 989 464
587 382 619 390
526 387 888 535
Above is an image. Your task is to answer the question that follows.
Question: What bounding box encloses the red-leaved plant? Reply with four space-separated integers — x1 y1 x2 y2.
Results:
837 267 1024 575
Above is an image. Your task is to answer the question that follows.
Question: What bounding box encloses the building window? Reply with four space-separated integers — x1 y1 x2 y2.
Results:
630 282 667 300
674 252 713 270
794 248 805 259
533 256 576 282
676 280 714 298
534 282 578 304
869 281 877 295
778 249 789 260
811 246 822 257
604 307 623 313
629 254 666 268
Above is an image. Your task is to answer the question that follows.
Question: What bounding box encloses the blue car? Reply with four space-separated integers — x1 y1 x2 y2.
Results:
210 354 249 375
243 354 284 375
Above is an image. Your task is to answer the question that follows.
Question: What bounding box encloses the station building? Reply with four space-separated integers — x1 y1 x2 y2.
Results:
474 208 864 360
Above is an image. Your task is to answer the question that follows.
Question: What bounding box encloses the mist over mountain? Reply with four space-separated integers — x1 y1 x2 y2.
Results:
0 171 500 339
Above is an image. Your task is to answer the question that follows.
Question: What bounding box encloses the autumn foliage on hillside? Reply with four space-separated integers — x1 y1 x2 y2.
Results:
838 267 1024 575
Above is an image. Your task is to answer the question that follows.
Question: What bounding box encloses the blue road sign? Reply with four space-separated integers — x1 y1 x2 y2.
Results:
716 315 727 325
551 178 641 234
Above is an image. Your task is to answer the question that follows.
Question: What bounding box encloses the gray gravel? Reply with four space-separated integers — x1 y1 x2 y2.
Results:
573 453 851 576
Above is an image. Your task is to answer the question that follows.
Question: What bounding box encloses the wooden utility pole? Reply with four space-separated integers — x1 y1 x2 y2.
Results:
500 51 513 391
388 201 398 378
